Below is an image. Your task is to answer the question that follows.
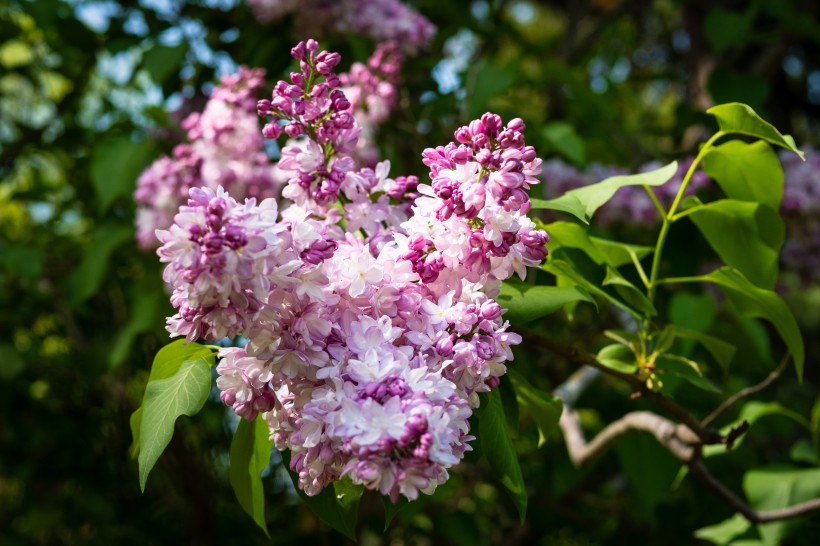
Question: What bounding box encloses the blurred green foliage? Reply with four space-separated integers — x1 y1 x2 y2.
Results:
2 0 820 544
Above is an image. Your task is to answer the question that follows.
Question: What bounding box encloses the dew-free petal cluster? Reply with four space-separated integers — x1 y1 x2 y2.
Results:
157 40 549 503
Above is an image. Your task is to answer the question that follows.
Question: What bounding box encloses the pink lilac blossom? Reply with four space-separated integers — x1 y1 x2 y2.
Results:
246 0 435 51
779 147 820 284
134 67 278 249
339 41 404 165
157 41 549 503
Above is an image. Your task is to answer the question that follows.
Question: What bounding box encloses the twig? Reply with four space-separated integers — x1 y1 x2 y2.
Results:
523 331 722 444
701 353 791 427
559 405 695 466
689 460 820 524
551 348 820 525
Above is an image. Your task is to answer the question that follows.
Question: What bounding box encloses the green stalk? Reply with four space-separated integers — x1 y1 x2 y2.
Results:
646 131 724 303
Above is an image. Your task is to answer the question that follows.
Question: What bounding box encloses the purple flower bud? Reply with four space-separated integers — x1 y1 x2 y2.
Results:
480 300 502 320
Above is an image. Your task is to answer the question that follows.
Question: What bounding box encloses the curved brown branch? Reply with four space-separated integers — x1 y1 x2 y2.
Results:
552 361 820 525
701 353 791 427
559 405 695 466
689 460 820 524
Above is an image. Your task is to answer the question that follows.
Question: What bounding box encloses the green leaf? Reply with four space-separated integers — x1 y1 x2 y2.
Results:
744 466 820 545
530 194 587 223
544 221 652 269
499 374 520 437
498 281 595 324
281 451 364 540
695 513 753 545
694 267 804 379
539 162 677 224
685 198 784 289
91 138 155 212
657 354 720 393
702 140 784 210
467 61 516 119
614 431 682 518
668 291 717 335
479 389 527 522
134 341 216 490
542 122 585 165
704 401 810 457
230 416 273 536
507 370 563 448
596 344 638 374
141 42 188 84
602 266 656 316
707 103 804 159
669 327 736 373
589 237 653 268
545 221 607 264
543 254 641 319
67 223 133 306
382 496 409 531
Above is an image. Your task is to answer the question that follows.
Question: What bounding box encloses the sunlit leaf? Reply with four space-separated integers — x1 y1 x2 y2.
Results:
498 281 595 324
685 198 784 289
702 140 783 210
707 103 804 159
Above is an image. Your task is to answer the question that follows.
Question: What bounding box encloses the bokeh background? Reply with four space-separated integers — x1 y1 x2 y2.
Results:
2 0 820 544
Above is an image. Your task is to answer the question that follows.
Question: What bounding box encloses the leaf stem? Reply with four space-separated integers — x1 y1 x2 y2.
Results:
646 131 724 303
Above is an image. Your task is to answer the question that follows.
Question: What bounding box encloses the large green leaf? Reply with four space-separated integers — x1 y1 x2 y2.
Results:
91 137 155 212
685 199 784 289
479 389 527 522
498 281 595 324
281 450 364 540
530 195 587 223
744 466 820 545
694 267 804 379
707 103 804 159
533 162 677 224
507 369 563 448
133 341 216 491
702 140 784 210
230 416 273 536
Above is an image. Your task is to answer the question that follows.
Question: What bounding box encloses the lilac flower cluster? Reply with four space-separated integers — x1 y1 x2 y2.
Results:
246 0 435 51
779 148 820 284
156 42 549 503
541 158 710 229
135 67 278 249
339 41 404 165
